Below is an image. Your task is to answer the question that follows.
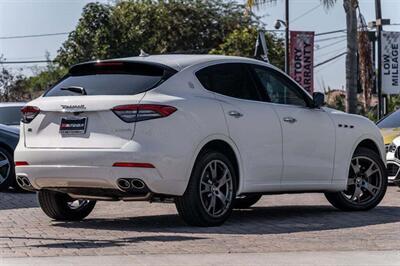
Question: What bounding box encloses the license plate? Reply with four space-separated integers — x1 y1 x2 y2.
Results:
60 117 87 135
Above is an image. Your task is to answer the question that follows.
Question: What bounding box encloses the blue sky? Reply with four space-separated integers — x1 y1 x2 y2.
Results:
1 0 400 91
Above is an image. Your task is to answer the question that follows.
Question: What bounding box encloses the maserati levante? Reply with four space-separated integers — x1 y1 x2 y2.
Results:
14 55 387 226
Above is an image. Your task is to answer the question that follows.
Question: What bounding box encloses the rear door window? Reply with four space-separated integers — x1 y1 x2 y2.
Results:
45 62 176 97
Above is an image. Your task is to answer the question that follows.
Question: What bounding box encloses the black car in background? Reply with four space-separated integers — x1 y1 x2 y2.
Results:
0 102 26 128
0 124 20 191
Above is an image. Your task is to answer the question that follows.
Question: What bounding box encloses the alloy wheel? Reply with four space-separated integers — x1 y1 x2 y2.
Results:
342 156 383 205
0 151 10 185
67 200 91 210
199 160 234 218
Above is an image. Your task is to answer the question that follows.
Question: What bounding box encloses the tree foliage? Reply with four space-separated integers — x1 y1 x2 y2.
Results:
23 63 67 98
0 54 31 102
56 0 255 67
0 61 67 101
0 64 27 102
210 26 284 69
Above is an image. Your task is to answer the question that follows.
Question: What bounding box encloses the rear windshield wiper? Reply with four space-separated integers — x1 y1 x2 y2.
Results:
60 86 87 95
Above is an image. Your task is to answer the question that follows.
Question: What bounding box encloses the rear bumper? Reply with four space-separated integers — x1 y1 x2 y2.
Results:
16 165 157 189
14 146 188 196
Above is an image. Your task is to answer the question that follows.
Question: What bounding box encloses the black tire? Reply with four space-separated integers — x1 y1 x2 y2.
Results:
0 147 14 192
175 150 237 227
37 190 96 221
234 194 262 209
325 147 387 211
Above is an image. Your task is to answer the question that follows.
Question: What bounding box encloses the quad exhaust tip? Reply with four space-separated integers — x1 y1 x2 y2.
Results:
117 179 131 190
16 175 34 191
117 178 146 191
131 179 145 190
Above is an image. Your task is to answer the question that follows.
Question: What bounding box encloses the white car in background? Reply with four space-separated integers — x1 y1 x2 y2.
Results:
0 102 26 128
385 136 400 186
14 55 387 226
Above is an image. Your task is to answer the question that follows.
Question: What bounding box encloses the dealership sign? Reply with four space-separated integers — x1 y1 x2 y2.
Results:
382 32 400 94
290 31 315 94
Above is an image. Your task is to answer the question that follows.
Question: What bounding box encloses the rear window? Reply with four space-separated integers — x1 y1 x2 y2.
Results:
0 106 22 126
45 62 176 97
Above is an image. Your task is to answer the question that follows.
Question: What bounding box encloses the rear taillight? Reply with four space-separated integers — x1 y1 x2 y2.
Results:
112 104 177 123
21 106 40 123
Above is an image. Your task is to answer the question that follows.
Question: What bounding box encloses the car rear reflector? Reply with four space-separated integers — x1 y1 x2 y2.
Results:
112 162 155 168
21 106 40 123
112 104 177 123
15 161 29 166
95 62 124 67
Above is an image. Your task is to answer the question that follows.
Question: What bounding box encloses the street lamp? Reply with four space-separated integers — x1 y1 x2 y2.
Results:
274 18 290 74
274 19 286 30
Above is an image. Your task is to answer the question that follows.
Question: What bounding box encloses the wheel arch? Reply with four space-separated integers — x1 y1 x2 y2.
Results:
342 136 385 188
0 142 14 158
187 135 244 194
331 132 385 192
355 138 382 159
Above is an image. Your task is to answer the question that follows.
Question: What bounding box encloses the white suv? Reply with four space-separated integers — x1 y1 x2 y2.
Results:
15 55 387 226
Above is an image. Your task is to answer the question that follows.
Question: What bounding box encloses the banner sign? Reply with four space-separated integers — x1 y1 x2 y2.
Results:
382 32 400 94
290 31 315 94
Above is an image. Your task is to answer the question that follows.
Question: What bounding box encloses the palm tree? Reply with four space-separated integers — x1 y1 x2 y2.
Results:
247 0 359 114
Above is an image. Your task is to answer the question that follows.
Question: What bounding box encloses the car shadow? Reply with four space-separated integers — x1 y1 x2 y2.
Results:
3 205 398 250
0 235 206 249
53 205 400 235
0 190 37 210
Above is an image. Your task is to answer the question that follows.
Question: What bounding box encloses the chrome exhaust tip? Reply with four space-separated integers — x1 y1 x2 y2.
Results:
22 177 31 187
117 178 132 191
16 176 25 188
131 179 145 190
16 175 35 191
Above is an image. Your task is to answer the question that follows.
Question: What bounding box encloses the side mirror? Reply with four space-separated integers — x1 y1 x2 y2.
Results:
312 92 325 108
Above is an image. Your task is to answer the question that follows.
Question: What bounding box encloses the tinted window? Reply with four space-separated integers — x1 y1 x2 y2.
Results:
45 62 174 97
0 106 22 125
252 66 309 107
196 63 261 101
377 110 400 128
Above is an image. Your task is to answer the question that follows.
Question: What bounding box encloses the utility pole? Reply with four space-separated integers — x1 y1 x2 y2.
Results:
285 0 290 74
375 0 383 119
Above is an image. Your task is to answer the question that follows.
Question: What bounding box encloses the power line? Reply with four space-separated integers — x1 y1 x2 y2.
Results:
315 56 344 74
315 38 346 50
315 35 346 43
314 52 347 68
315 50 346 74
0 32 70 40
3 56 46 61
290 3 322 24
0 60 52 64
316 46 346 57
315 29 346 36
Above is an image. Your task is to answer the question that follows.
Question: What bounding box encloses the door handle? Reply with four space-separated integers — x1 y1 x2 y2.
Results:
228 110 243 118
283 117 297 123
